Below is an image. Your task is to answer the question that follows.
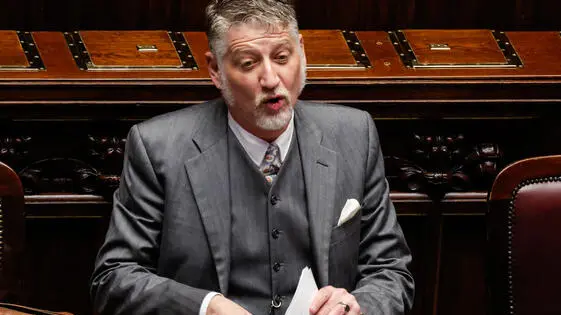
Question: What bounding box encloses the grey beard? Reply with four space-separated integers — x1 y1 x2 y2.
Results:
255 106 293 130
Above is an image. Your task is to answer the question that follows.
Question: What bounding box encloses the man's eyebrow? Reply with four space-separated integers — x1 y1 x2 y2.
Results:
228 47 259 58
273 39 294 49
227 38 296 57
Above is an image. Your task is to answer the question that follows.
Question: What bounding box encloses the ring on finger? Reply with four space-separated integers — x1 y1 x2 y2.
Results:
337 301 350 313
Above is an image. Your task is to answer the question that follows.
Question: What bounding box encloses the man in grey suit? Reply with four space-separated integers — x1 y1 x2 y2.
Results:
90 0 414 314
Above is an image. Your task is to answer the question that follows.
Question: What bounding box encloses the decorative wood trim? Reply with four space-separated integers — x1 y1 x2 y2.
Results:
386 135 502 200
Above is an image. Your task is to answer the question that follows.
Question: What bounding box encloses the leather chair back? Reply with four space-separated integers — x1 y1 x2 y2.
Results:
0 161 25 302
488 155 561 315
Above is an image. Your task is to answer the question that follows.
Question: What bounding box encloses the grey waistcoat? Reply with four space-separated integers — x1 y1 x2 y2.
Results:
227 129 312 314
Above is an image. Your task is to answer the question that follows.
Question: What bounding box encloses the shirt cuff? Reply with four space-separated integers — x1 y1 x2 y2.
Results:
199 291 222 315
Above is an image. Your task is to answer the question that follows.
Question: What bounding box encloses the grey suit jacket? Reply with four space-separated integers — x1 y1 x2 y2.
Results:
90 99 414 315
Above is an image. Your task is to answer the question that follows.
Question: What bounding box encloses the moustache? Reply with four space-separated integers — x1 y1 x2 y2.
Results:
257 91 290 107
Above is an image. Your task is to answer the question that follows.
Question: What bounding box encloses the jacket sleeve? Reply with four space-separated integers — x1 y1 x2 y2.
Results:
90 125 209 315
352 112 415 315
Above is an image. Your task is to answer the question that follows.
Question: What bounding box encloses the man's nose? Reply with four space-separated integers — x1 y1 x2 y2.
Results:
259 59 280 89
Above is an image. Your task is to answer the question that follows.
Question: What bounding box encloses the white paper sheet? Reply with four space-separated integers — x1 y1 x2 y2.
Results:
284 267 318 315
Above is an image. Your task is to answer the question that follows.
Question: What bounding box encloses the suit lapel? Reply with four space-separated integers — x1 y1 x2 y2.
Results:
295 105 338 286
184 103 231 294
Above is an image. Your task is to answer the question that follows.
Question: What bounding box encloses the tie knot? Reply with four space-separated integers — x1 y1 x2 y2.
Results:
261 144 282 184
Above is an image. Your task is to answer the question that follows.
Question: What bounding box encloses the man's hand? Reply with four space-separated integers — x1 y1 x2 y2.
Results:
206 295 252 315
309 286 362 315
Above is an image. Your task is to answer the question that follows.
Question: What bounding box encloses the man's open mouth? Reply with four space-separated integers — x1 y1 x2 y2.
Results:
263 96 285 110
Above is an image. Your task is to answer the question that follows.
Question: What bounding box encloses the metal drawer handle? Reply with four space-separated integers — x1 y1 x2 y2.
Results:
429 43 450 51
136 45 158 52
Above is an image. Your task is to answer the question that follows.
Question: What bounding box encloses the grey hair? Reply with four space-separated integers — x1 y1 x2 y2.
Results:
205 0 300 61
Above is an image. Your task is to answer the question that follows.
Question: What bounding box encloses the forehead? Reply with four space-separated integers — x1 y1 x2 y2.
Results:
225 23 296 53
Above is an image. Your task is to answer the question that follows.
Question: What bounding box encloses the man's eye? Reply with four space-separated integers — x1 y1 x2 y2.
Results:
240 60 255 69
276 54 289 63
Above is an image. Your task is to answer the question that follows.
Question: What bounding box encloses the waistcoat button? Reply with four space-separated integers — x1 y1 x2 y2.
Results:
270 194 280 205
273 262 281 272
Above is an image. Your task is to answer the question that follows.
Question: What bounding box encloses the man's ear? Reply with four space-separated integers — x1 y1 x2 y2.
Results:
205 51 222 89
298 33 307 63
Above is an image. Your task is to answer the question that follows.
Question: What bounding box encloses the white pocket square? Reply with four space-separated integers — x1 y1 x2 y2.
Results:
337 198 361 226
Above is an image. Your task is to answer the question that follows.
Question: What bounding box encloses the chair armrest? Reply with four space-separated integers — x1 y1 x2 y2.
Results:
0 303 72 315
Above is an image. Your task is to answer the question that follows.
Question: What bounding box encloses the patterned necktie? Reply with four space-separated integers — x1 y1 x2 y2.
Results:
260 143 282 184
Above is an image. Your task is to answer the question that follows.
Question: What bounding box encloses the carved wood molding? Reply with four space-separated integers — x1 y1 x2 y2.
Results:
386 134 502 200
0 136 31 169
88 135 126 173
18 158 99 195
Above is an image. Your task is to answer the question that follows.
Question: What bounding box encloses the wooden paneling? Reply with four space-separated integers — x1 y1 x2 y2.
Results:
80 31 182 67
302 30 358 68
1 0 561 30
24 217 109 313
403 30 507 65
437 216 487 315
0 31 28 67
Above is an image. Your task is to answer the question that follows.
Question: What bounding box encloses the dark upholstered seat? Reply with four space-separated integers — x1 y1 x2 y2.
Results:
488 155 561 315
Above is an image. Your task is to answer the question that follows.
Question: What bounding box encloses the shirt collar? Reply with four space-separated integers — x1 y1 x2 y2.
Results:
227 110 294 166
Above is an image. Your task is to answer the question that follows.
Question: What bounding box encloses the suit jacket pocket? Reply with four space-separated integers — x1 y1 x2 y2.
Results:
328 210 361 290
330 208 361 245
